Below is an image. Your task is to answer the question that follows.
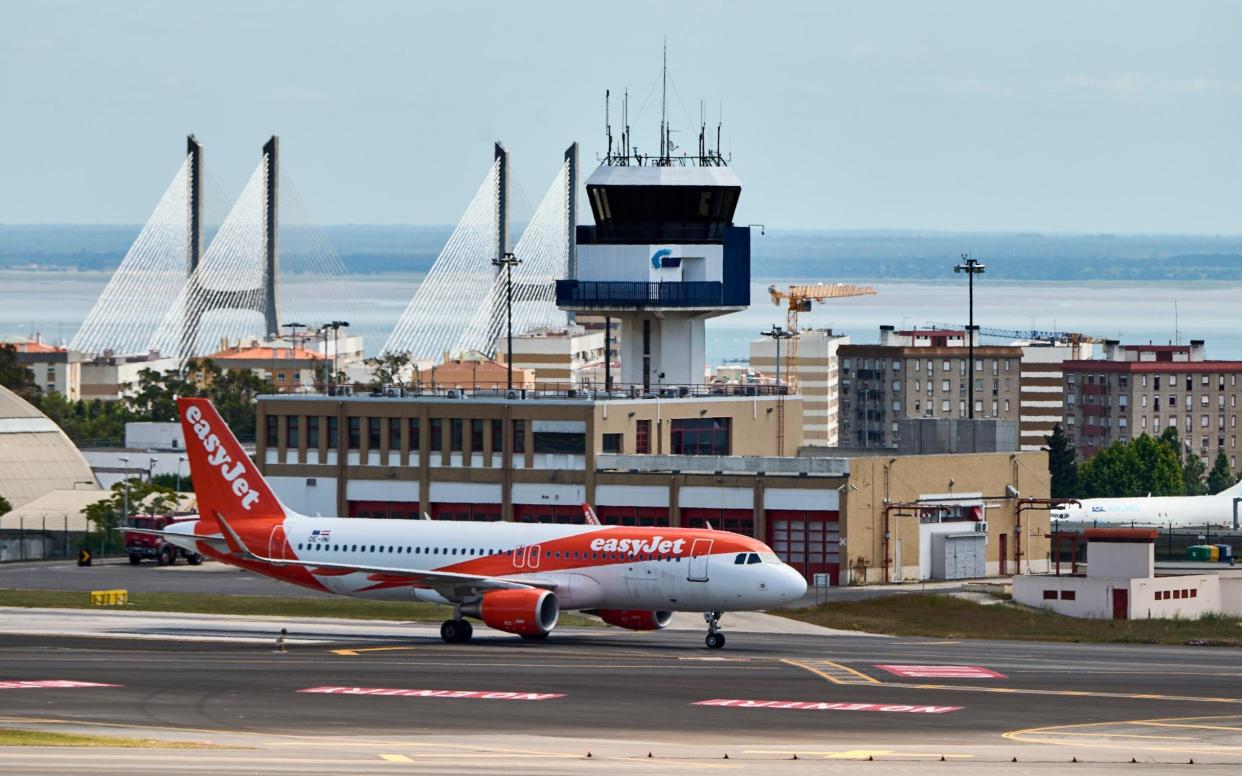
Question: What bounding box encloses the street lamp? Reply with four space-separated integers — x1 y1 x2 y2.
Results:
282 322 305 392
760 325 793 391
492 252 522 391
175 455 187 494
954 254 987 420
148 456 158 484
119 456 131 531
319 320 350 393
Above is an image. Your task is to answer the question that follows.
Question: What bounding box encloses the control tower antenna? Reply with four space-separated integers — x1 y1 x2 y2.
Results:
605 89 613 162
698 100 705 159
659 38 669 164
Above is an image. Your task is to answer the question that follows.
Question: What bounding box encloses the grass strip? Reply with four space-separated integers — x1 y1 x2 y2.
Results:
0 588 599 627
0 728 213 748
777 593 1242 646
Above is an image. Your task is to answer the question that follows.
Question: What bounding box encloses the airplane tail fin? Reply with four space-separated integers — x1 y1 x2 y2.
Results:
177 398 285 526
1215 478 1242 498
581 502 601 526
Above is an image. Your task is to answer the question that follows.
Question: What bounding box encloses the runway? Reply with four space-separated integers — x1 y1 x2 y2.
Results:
3 609 1242 773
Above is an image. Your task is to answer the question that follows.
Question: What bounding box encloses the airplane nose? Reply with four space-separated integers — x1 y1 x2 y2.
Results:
776 565 807 599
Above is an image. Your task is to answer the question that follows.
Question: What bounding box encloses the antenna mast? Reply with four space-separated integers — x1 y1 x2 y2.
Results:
660 39 669 163
605 89 612 162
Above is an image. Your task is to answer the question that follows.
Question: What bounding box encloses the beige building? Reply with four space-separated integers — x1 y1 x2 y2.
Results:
80 351 180 401
254 389 1047 585
838 327 1023 449
1063 341 1242 466
750 328 849 446
204 342 326 392
6 338 82 400
1015 340 1088 451
497 326 607 387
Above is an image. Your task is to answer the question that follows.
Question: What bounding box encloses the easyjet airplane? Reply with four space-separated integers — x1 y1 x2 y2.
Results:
126 398 807 648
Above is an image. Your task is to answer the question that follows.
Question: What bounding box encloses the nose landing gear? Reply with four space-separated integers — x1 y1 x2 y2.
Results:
703 611 726 649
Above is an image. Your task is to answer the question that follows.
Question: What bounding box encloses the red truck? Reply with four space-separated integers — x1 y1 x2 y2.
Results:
125 515 203 566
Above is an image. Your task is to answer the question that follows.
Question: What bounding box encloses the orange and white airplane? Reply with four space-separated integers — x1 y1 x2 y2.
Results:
127 398 807 648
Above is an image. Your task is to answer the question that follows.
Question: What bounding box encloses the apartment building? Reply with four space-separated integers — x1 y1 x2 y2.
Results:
498 326 607 387
749 328 849 446
1015 340 1096 451
838 327 1023 449
1062 341 1242 465
6 338 81 399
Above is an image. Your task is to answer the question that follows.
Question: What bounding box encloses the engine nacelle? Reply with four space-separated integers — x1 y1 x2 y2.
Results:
595 609 674 631
465 589 558 637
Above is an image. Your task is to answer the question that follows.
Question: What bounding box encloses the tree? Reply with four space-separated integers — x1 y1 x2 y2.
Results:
366 352 411 389
0 344 39 400
0 495 10 517
83 478 178 555
151 472 194 493
1079 441 1141 498
1045 424 1078 499
1207 449 1238 494
1131 433 1183 496
1183 453 1208 496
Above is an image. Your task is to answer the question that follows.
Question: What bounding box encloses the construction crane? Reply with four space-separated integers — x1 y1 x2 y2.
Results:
928 322 1106 360
769 283 877 390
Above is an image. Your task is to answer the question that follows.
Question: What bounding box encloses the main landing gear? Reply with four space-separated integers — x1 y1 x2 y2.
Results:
704 611 726 649
440 619 473 643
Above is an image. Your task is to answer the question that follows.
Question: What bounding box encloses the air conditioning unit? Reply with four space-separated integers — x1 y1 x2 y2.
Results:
974 521 988 534
506 390 520 400
446 389 460 399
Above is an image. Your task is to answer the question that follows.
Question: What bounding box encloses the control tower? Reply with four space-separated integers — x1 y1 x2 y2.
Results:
555 88 750 391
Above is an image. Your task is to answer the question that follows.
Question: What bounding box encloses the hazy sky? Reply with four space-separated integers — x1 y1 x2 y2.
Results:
2 0 1240 232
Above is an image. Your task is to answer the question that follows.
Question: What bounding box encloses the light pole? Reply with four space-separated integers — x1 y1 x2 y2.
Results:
492 252 521 391
148 456 158 484
954 254 986 419
175 455 187 494
321 320 349 393
760 325 793 391
119 456 131 531
282 322 304 391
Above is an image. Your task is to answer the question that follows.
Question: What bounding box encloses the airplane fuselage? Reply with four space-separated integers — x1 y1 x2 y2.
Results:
165 515 807 613
1052 495 1241 529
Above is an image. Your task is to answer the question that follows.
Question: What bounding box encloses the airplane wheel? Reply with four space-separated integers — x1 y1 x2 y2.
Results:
440 619 472 643
705 633 726 649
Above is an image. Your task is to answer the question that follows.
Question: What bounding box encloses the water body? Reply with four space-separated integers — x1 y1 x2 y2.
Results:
2 271 1239 364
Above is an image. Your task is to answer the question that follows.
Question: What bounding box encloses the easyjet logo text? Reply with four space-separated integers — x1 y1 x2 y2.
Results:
590 536 686 555
185 404 260 511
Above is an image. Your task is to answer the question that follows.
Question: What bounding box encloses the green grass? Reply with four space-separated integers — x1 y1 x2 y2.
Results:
777 593 1242 646
0 588 599 626
0 728 213 748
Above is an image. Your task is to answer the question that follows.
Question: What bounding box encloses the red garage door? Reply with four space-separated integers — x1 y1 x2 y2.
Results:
429 502 502 522
681 508 755 537
348 500 420 519
513 504 586 524
766 510 840 584
593 506 670 527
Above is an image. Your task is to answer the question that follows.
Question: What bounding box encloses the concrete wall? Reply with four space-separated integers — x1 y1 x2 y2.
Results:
1088 542 1155 579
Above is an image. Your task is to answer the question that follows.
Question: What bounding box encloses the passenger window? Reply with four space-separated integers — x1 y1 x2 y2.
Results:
734 553 747 565
414 547 420 554
397 547 403 554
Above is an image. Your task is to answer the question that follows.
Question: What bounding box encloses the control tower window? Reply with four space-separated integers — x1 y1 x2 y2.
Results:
587 185 740 243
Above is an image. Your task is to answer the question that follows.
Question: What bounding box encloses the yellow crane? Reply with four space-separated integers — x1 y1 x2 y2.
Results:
768 283 877 390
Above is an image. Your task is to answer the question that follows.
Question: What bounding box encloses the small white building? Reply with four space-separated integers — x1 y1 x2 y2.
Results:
1014 528 1242 619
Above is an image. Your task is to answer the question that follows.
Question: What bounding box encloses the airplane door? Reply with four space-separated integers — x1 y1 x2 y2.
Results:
526 544 542 569
688 539 713 582
267 524 288 562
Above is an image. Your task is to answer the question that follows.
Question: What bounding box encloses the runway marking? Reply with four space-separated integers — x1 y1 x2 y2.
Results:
379 753 413 762
875 664 1006 679
1004 714 1242 758
693 698 961 713
744 749 971 760
0 679 120 690
780 658 878 684
299 686 565 701
331 646 417 656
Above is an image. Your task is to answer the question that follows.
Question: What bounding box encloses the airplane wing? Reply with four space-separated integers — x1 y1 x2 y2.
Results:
211 512 556 600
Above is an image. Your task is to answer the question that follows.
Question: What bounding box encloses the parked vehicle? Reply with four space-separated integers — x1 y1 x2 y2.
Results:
125 515 202 566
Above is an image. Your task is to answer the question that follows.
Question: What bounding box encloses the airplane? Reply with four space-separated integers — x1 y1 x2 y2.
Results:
1051 479 1242 530
124 398 807 649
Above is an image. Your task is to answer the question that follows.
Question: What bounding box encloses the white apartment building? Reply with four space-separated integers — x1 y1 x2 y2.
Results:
751 328 850 446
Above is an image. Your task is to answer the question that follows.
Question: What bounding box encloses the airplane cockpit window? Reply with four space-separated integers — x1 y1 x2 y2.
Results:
734 553 747 565
747 553 761 564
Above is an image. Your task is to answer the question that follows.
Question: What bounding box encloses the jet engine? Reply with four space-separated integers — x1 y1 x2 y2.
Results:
594 609 674 631
464 589 558 637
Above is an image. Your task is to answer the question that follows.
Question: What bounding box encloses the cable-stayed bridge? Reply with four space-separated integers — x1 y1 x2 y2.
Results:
71 137 576 366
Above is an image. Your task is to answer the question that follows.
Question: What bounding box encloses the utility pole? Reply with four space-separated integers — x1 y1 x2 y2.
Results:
760 325 793 389
492 252 521 390
954 255 987 420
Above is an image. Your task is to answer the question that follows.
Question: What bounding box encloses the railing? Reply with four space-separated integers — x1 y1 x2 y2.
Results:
263 381 789 402
555 280 726 309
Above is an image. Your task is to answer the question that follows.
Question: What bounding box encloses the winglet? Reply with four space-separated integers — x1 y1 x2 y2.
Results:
581 502 601 526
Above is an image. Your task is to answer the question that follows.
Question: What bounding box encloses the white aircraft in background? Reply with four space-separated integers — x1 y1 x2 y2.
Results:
123 398 807 649
1052 480 1242 529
